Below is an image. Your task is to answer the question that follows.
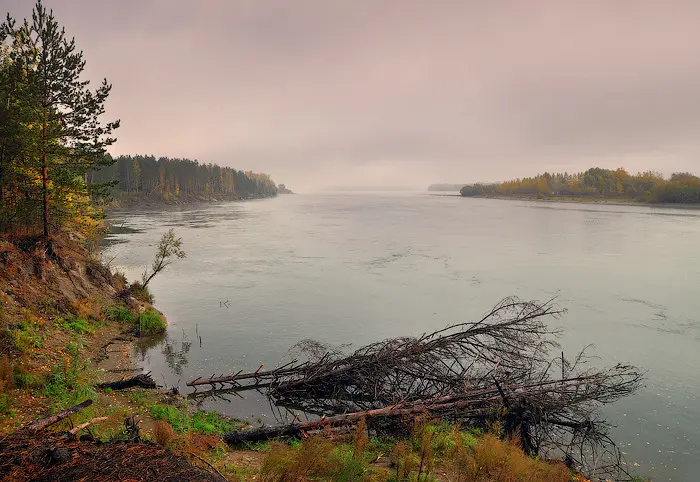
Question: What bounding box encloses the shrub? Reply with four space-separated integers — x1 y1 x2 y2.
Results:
153 420 176 447
11 321 44 352
137 308 166 336
70 297 101 320
0 394 10 416
14 370 41 390
353 417 369 459
446 433 570 482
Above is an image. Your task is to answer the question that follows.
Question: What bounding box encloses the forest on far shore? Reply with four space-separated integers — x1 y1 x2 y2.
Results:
460 167 700 204
90 155 278 201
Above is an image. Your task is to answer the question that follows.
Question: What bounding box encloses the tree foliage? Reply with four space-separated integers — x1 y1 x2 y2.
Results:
0 1 119 237
460 167 700 204
91 155 278 201
141 228 186 290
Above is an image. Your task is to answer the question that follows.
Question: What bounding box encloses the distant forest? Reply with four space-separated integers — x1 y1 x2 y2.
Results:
91 155 278 201
460 168 700 204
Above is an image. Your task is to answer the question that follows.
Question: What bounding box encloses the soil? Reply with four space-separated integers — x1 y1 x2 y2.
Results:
0 235 229 480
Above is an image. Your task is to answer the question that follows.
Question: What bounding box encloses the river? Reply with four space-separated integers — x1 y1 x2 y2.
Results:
103 192 699 481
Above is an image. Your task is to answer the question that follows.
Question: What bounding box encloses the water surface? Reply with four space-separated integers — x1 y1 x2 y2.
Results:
103 193 700 481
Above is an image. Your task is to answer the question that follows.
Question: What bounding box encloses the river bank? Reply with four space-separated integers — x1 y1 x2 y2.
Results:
107 190 278 210
456 193 700 209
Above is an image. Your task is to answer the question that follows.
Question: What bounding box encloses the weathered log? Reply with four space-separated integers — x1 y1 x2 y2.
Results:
223 396 489 444
69 417 108 435
97 373 156 390
26 400 93 432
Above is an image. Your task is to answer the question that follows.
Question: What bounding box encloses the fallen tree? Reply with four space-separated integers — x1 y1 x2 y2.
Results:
193 298 643 480
97 373 157 390
188 298 564 399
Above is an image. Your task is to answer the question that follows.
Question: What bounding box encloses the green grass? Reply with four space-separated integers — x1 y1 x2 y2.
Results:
103 304 137 323
55 316 96 335
0 394 11 416
149 403 239 435
11 320 44 352
128 390 149 406
104 304 165 337
42 342 97 410
248 441 273 452
14 371 41 389
137 308 166 336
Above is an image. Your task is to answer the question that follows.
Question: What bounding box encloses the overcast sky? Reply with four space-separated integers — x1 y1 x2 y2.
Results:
5 1 700 191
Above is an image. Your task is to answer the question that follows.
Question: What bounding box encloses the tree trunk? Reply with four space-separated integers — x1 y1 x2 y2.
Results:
42 113 49 238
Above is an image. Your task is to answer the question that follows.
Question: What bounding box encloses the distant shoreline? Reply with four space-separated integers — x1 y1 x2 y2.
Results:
105 191 277 210
448 193 700 209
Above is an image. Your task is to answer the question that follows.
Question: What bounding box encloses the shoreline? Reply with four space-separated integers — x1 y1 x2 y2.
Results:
454 193 700 209
105 191 278 211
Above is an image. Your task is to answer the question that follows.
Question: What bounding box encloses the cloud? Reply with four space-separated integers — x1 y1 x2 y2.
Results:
5 0 700 190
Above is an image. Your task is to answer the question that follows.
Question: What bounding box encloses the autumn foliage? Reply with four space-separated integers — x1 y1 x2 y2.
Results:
461 167 700 203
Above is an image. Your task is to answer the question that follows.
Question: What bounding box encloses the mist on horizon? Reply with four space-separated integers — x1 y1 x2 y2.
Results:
6 1 700 191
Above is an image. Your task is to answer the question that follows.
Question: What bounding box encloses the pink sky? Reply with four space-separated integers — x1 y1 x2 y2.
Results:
5 1 700 191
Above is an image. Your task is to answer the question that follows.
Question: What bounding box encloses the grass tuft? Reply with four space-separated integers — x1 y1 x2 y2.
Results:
56 316 96 335
137 308 166 336
153 420 176 447
149 404 238 435
129 281 154 303
103 304 137 323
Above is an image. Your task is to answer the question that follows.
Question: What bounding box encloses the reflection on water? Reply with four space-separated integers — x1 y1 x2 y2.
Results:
135 333 191 377
103 193 700 481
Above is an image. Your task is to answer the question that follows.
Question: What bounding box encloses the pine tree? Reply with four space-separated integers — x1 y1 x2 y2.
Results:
2 1 119 238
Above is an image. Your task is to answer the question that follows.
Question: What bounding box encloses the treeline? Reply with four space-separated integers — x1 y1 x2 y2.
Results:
91 155 278 201
460 168 700 204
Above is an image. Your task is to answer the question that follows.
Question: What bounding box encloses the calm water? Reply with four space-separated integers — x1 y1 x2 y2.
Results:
103 193 700 481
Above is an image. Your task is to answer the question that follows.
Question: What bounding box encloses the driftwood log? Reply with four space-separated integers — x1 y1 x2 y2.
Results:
97 373 156 390
25 400 93 432
69 417 108 435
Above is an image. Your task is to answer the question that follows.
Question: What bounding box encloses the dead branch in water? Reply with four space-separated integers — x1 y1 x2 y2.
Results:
189 297 564 398
193 298 642 479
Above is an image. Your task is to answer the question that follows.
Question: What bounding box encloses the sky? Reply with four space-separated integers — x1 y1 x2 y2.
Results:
4 1 700 191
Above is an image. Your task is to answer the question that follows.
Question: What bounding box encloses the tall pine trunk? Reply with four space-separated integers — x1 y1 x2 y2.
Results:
42 111 49 238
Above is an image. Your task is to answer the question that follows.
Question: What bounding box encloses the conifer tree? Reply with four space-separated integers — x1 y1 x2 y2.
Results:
1 1 119 237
